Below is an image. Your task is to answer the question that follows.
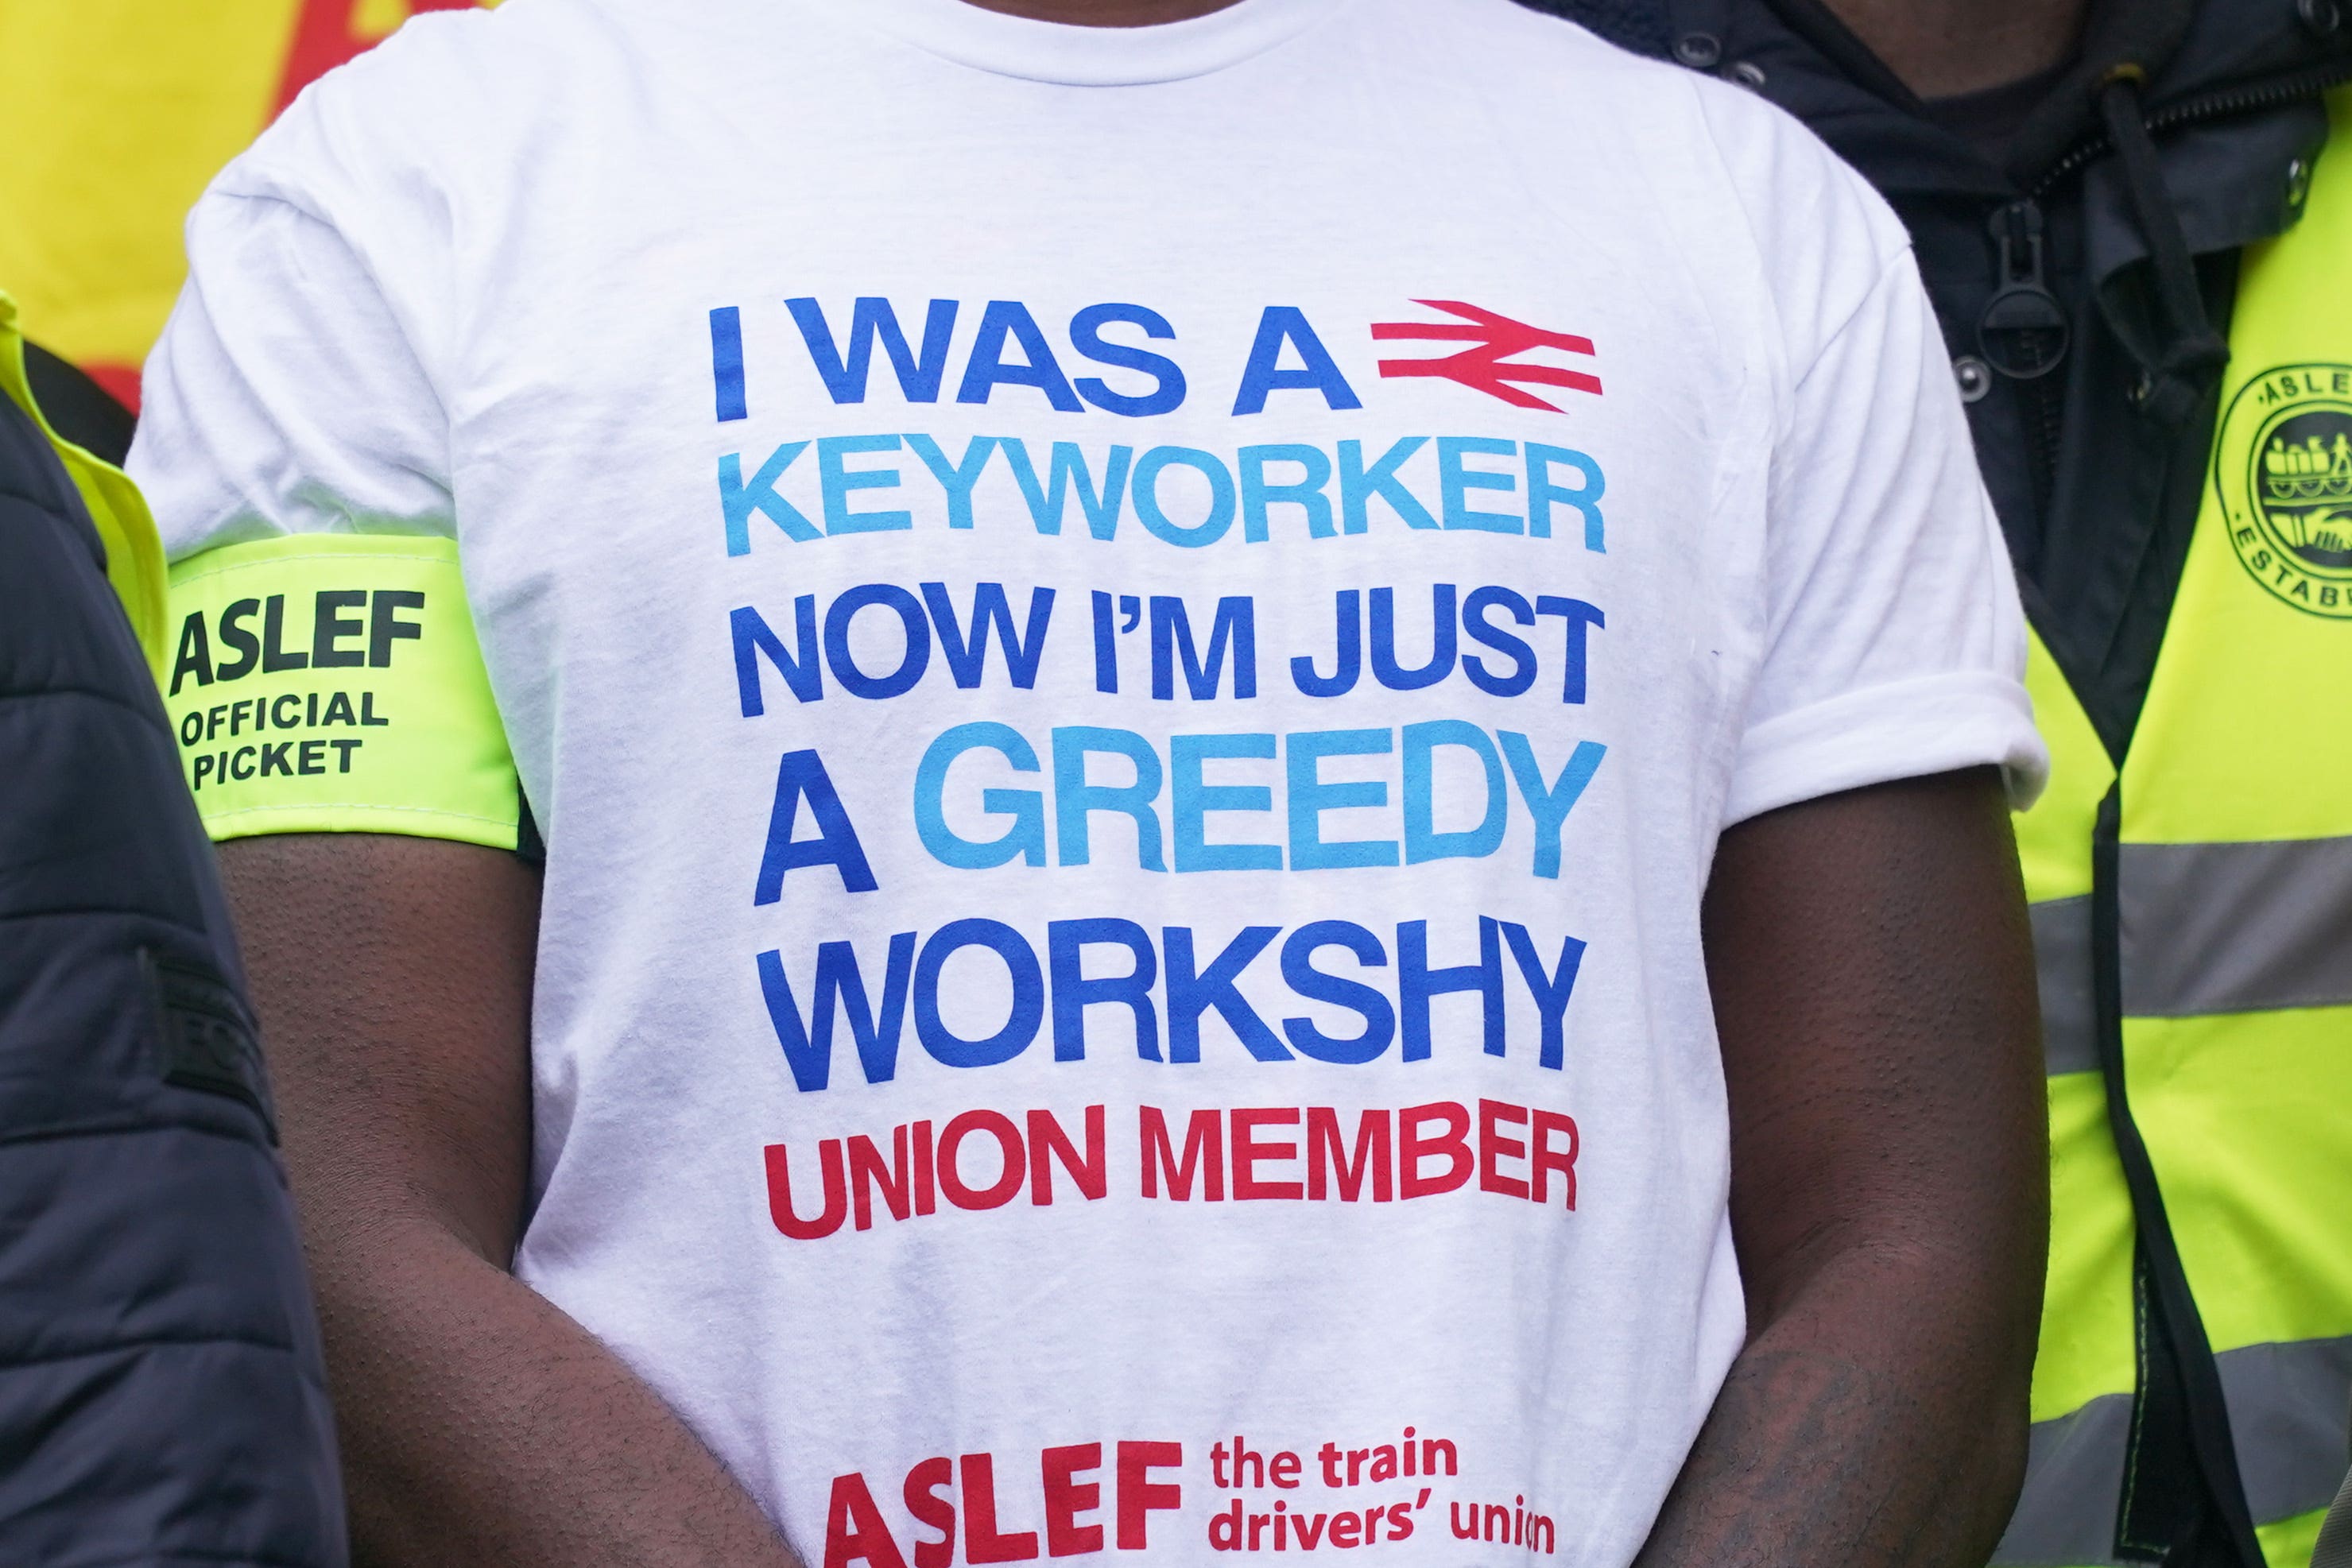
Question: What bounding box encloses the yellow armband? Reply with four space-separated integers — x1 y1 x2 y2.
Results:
164 534 523 850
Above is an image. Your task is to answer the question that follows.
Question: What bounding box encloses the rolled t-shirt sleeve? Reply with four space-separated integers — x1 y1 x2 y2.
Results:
1722 246 2048 826
131 171 525 851
134 181 454 551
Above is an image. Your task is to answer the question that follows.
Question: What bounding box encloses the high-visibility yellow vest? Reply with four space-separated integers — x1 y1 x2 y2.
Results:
1994 91 2352 1568
0 289 168 672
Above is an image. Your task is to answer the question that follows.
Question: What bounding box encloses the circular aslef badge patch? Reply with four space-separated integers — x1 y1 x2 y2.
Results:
2216 362 2352 618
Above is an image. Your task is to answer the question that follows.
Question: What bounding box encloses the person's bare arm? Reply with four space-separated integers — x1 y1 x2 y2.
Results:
1637 766 2046 1568
221 833 801 1568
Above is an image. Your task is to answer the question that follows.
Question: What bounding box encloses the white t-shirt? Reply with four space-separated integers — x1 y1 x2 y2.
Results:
132 0 2045 1562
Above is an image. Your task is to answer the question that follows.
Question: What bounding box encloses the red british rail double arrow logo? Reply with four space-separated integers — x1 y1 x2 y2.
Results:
1372 300 1603 413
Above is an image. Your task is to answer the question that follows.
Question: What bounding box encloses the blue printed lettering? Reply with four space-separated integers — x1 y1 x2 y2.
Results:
1150 594 1257 701
914 920 1044 1068
823 583 931 699
1292 589 1361 699
1534 596 1605 703
757 934 915 1090
787 296 959 405
1459 587 1536 697
1370 584 1456 691
1069 303 1187 418
1048 919 1161 1062
1164 925 1288 1062
920 582 1056 689
732 598 823 714
1231 307 1364 416
1398 916 1503 1062
957 300 1083 411
1279 921 1396 1065
754 749 879 900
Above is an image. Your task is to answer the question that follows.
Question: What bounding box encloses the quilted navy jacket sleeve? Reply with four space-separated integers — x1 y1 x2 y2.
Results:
0 391 347 1565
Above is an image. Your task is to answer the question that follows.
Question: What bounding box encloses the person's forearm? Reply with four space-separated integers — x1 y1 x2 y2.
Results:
218 832 799 1568
1635 1241 2029 1568
320 1214 800 1568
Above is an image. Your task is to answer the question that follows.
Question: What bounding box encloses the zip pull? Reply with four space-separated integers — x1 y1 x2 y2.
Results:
1978 199 2071 379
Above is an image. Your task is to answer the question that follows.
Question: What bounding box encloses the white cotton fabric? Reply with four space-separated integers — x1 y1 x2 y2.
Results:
132 0 2044 1562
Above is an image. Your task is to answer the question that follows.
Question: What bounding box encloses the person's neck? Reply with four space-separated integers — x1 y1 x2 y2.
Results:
1818 0 2092 99
957 0 1244 23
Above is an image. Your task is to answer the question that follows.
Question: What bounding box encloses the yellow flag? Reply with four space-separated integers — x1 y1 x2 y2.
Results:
0 0 485 412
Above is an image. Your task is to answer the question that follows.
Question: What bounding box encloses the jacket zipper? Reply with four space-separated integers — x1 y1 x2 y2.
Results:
2032 56 2352 197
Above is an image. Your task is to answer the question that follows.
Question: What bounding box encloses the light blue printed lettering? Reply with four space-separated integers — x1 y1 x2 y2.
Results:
1338 438 1437 532
1170 733 1281 872
1238 443 1335 541
914 722 1047 869
1499 733 1606 880
1001 439 1132 539
1286 728 1398 870
903 435 998 530
1402 719 1506 865
1052 726 1166 872
1132 447 1238 548
1525 443 1606 548
1438 436 1521 532
818 434 913 534
720 443 819 554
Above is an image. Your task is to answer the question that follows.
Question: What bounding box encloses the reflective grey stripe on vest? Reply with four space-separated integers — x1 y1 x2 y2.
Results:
2031 896 2097 1075
2121 838 2352 1016
1992 1334 2352 1566
2028 836 2352 1074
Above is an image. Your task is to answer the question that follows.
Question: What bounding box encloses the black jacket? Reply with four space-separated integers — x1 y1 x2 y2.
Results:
0 384 347 1561
1529 0 2352 752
